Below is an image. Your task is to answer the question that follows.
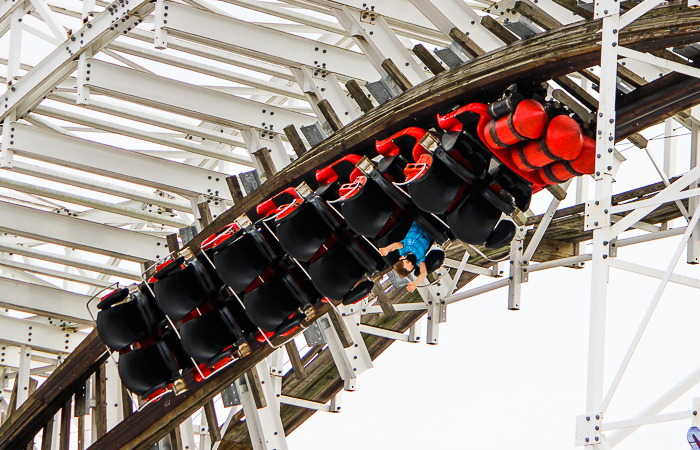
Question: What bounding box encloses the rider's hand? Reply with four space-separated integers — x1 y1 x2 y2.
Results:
407 282 418 292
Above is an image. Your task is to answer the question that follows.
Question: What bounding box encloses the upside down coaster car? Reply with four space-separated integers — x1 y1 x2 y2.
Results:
95 83 596 400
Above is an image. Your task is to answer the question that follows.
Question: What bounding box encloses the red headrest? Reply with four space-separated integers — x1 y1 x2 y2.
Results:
375 127 428 158
315 154 362 184
437 103 489 144
256 187 299 218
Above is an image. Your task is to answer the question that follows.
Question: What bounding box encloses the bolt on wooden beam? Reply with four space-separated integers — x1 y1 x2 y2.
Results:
284 340 308 381
345 79 374 113
317 99 343 132
252 147 276 181
283 125 308 158
412 44 445 75
381 58 413 92
225 175 244 205
449 27 484 59
480 16 519 45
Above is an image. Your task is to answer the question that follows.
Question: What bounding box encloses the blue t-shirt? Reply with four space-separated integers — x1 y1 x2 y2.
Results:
398 222 433 264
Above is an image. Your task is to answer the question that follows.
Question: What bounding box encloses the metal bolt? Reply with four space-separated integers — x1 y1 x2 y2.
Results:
604 209 608 214
585 438 590 442
594 221 599 226
595 426 599 430
596 415 600 420
595 201 599 205
607 165 612 171
595 437 599 441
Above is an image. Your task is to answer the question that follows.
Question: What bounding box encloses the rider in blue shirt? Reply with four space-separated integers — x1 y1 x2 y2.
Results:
379 222 433 292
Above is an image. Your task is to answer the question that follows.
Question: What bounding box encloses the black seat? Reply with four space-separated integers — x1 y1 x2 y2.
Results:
179 305 245 365
406 154 465 215
308 243 371 301
485 220 517 249
244 270 313 333
96 287 158 352
212 230 278 293
153 257 218 321
416 249 446 276
340 179 399 238
275 200 333 262
446 190 503 245
118 339 180 397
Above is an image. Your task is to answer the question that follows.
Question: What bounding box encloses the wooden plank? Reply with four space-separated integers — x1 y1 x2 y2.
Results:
480 16 519 45
412 44 445 75
284 341 307 381
283 125 308 158
225 175 244 205
169 426 183 450
93 363 107 440
345 79 374 113
0 332 108 450
381 58 413 92
77 415 85 450
121 385 133 420
328 308 354 349
197 201 214 228
166 234 180 254
244 368 267 410
372 283 396 318
317 99 343 132
551 89 594 122
546 184 568 201
513 0 562 31
551 0 593 20
252 148 275 181
40 418 54 450
203 400 221 443
448 27 485 58
58 399 71 450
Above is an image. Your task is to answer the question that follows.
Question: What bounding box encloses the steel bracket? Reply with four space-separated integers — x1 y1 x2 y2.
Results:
584 199 611 231
575 414 602 445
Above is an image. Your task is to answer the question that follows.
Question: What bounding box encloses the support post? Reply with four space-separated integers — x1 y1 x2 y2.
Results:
345 79 374 113
412 44 445 75
316 99 343 132
689 124 699 264
59 399 71 450
252 148 276 181
283 125 307 158
284 340 307 381
381 59 413 92
226 175 244 205
203 400 221 444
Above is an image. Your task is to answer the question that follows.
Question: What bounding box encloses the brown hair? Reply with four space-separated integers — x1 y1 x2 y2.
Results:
394 260 412 278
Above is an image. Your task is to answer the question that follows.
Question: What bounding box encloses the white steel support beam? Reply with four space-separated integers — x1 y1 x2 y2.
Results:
104 356 123 432
107 42 306 101
318 308 373 391
690 124 700 264
579 0 619 445
0 276 92 323
236 360 288 450
410 0 506 50
0 200 166 261
10 162 197 214
0 315 84 354
0 256 115 288
84 58 318 137
0 174 188 228
15 345 30 407
0 242 141 280
9 122 234 201
160 1 380 82
0 0 156 124
32 105 253 166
